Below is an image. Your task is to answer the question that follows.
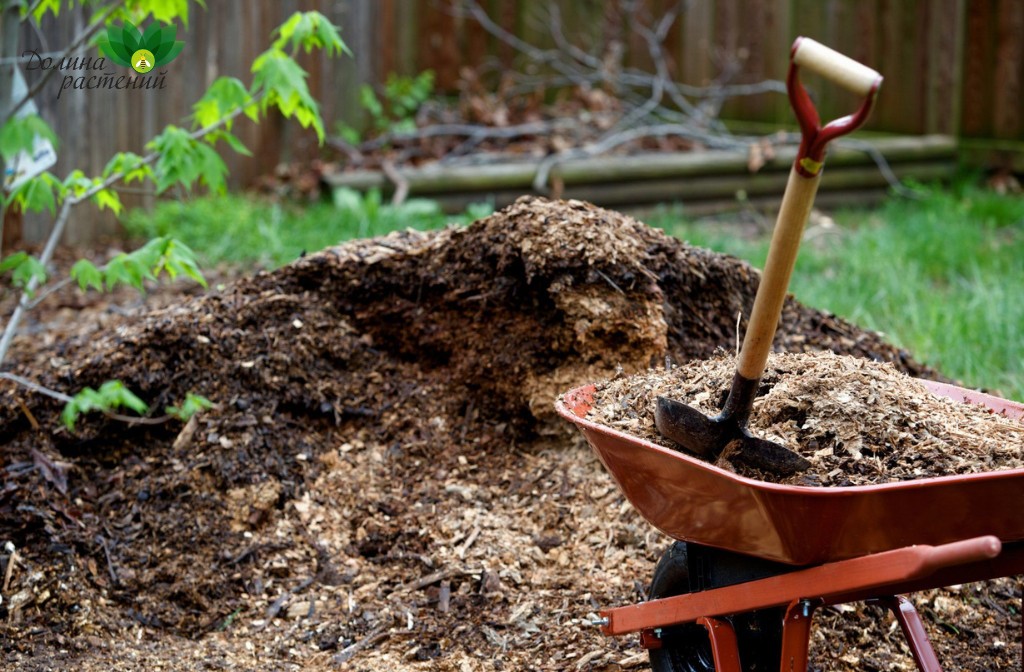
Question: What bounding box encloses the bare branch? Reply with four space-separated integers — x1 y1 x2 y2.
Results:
0 371 177 426
1 371 73 402
360 120 573 151
546 5 602 72
381 160 409 206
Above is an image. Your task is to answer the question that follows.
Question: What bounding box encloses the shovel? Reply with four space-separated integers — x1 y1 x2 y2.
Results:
655 37 883 475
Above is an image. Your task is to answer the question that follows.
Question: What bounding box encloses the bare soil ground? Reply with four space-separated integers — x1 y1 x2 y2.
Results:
0 197 1019 670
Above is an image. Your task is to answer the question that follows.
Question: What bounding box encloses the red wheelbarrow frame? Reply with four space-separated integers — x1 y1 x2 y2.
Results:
603 536 1022 671
556 380 1024 671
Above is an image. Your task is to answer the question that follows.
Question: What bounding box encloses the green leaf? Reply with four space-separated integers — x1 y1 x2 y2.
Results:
359 85 384 123
103 254 152 291
391 118 417 134
336 123 361 145
165 392 213 421
153 237 208 286
102 152 152 184
60 403 79 431
192 77 252 130
124 0 199 27
98 380 148 414
110 32 131 62
0 252 29 273
0 114 57 163
147 125 228 194
62 169 92 199
273 11 350 57
7 173 59 215
0 252 47 289
62 380 150 431
206 130 252 157
70 259 104 292
103 237 170 291
28 0 61 22
194 142 227 193
92 187 123 215
102 236 207 291
251 48 325 142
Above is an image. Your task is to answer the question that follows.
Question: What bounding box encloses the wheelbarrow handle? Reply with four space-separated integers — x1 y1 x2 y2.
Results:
735 39 882 382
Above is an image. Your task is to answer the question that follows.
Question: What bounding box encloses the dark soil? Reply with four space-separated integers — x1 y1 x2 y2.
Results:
0 197 1018 670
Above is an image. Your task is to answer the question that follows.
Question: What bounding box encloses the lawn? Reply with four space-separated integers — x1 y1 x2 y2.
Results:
123 180 1023 400
122 188 493 269
646 180 1024 400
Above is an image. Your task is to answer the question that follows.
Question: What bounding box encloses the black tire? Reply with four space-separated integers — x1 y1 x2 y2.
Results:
647 542 787 672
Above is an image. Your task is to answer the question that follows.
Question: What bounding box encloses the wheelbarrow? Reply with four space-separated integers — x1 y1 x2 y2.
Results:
557 381 1024 671
556 37 1024 672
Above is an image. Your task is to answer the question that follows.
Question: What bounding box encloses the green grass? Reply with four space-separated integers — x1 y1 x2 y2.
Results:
647 181 1024 400
121 188 492 269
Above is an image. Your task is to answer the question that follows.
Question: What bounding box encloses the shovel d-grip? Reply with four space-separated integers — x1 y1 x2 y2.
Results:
789 36 883 177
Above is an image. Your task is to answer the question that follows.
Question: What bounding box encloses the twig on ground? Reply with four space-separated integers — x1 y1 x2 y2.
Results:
2 543 17 593
402 566 468 592
458 526 481 559
333 626 388 665
97 535 119 586
381 160 409 206
438 580 451 613
265 576 316 620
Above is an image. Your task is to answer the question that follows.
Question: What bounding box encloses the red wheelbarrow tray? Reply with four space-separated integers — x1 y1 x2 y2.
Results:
556 379 1024 566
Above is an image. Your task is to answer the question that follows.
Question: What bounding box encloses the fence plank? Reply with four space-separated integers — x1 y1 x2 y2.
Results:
9 0 1021 244
991 0 1022 140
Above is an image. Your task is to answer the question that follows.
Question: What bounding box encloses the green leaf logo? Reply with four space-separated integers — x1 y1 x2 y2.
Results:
99 21 185 73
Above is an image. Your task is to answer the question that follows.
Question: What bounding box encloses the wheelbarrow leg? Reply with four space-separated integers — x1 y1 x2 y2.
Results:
871 596 942 671
780 598 821 671
696 617 742 672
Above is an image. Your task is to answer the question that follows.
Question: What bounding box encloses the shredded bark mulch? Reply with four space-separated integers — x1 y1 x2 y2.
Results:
587 350 1024 486
0 197 1019 670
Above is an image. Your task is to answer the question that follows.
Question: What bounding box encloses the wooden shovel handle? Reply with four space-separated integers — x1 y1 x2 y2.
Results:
736 166 821 380
791 37 882 97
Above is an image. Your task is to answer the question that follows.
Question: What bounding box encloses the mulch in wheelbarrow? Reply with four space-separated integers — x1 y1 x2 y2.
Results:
0 197 1019 670
588 350 1024 486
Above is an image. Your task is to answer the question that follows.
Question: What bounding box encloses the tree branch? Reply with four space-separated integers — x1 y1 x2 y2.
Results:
0 371 176 426
0 370 72 402
0 101 254 368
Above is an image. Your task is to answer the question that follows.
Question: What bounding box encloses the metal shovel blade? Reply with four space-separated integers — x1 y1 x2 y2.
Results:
655 396 811 476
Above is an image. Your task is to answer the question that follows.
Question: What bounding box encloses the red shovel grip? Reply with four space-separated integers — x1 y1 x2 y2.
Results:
788 37 883 177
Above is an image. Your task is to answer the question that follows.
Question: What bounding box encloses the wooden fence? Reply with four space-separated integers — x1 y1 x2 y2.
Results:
11 0 1022 243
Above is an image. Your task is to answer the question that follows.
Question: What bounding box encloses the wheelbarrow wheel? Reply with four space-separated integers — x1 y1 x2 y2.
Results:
647 542 786 672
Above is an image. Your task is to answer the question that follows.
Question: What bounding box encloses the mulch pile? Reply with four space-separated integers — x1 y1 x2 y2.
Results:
0 197 1019 670
588 351 1024 486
